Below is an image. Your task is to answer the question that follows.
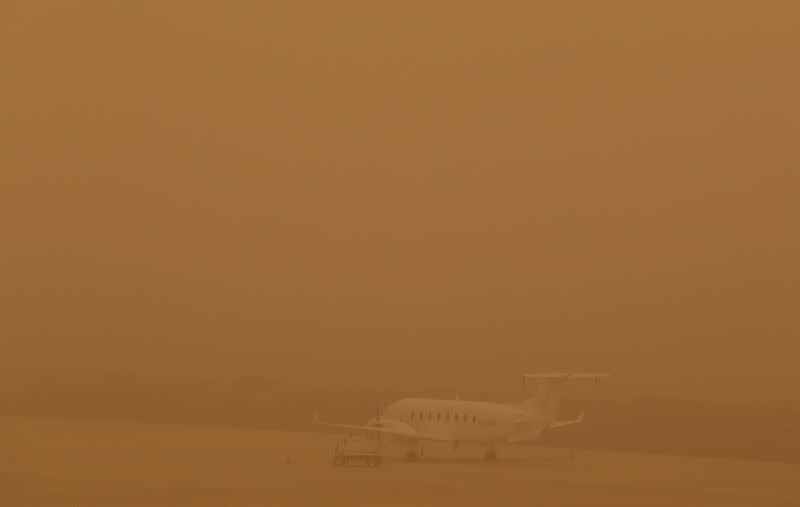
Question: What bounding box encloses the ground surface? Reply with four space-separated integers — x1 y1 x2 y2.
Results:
2 416 798 506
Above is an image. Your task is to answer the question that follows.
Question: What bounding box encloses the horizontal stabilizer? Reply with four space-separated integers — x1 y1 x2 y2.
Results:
518 373 607 424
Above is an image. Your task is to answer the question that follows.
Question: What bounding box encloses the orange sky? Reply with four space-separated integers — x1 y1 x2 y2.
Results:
1 1 798 402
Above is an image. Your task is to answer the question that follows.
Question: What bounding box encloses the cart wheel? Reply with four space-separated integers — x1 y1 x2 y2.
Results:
366 456 379 467
333 455 345 466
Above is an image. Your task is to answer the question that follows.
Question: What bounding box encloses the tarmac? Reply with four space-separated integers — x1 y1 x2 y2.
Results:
2 416 798 506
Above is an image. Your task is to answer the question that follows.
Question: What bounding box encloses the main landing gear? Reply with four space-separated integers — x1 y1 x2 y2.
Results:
405 444 424 461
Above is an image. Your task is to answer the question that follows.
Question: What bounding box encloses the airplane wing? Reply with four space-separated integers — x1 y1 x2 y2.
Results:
548 412 584 429
523 373 609 381
314 414 452 442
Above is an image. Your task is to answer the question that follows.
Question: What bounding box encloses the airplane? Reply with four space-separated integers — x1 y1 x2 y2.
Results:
315 372 608 461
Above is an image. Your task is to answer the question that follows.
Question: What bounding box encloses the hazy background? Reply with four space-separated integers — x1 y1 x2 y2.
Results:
2 1 798 403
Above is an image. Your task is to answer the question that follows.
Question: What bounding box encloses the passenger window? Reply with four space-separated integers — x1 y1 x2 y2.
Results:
445 412 450 422
454 414 459 422
410 411 415 420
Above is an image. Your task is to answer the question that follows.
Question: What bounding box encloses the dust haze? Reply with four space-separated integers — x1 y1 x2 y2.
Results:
1 1 799 505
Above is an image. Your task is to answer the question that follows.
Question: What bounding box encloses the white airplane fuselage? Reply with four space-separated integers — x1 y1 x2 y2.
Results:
317 373 606 455
380 398 546 445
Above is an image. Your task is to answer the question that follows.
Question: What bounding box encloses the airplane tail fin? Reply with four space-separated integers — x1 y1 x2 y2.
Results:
518 373 608 425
